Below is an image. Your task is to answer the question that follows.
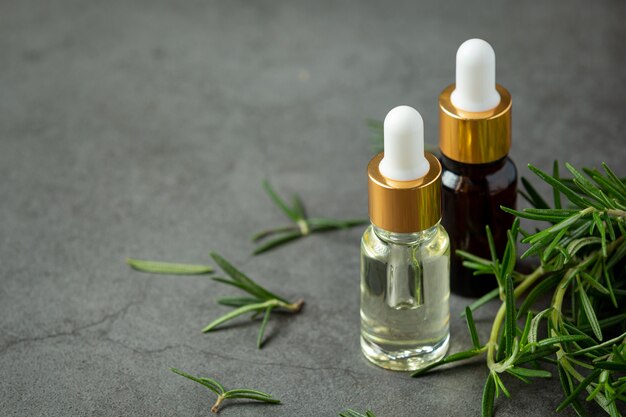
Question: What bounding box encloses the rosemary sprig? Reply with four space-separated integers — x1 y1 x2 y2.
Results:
412 161 626 417
171 368 280 413
126 258 214 275
252 181 368 255
204 252 304 348
339 409 377 417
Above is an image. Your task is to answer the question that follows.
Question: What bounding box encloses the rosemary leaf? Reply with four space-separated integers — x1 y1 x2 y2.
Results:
307 218 369 228
521 177 550 209
515 346 560 365
257 306 273 349
493 373 511 398
579 271 609 295
536 335 590 348
411 348 485 377
212 277 258 294
126 258 213 275
519 311 533 347
602 163 626 195
221 392 280 403
263 180 299 221
500 220 519 281
502 206 576 222
482 373 496 417
202 301 273 333
465 307 481 349
339 410 377 417
252 231 303 255
566 163 608 205
457 250 492 265
504 274 516 357
527 164 593 209
553 161 562 209
578 280 603 341
592 211 608 257
587 168 626 203
223 388 273 397
568 331 626 356
210 252 288 303
595 361 626 371
217 296 265 307
171 368 224 395
251 226 299 242
527 308 552 346
291 194 307 219
486 225 499 266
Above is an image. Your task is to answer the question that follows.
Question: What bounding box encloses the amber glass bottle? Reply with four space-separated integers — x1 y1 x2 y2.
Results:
438 39 517 297
440 155 516 296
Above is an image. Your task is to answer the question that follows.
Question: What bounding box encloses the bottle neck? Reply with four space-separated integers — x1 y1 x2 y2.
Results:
372 223 439 245
440 153 508 177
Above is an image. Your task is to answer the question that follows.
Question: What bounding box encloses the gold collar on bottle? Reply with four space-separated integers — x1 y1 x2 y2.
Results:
367 152 442 233
439 84 512 164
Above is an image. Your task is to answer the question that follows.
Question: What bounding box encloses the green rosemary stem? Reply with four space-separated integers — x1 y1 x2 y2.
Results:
211 395 225 413
284 298 305 313
550 276 579 381
606 209 626 219
487 266 545 371
550 278 568 344
297 219 310 235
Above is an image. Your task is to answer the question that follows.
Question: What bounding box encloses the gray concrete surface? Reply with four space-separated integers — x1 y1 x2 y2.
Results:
1 0 625 416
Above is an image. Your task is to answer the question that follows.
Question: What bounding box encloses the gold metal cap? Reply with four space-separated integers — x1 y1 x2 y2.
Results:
439 83 512 164
367 152 442 233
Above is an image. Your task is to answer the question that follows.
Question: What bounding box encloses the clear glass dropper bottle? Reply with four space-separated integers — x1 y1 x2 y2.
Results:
360 105 450 371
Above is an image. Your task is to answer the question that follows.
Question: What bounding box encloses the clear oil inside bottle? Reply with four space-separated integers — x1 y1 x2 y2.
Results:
360 223 450 371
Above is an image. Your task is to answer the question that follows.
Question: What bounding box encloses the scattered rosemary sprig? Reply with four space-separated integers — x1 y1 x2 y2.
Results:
171 368 280 413
412 162 626 417
126 258 214 275
339 409 377 417
251 181 368 255
203 252 304 348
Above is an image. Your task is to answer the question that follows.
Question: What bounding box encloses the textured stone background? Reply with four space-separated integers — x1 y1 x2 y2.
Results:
1 0 625 416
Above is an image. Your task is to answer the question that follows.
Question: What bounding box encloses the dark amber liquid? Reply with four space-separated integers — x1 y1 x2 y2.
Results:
440 155 517 297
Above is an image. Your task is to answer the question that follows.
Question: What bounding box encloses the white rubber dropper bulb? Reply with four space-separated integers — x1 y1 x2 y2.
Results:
379 105 430 181
450 39 501 112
